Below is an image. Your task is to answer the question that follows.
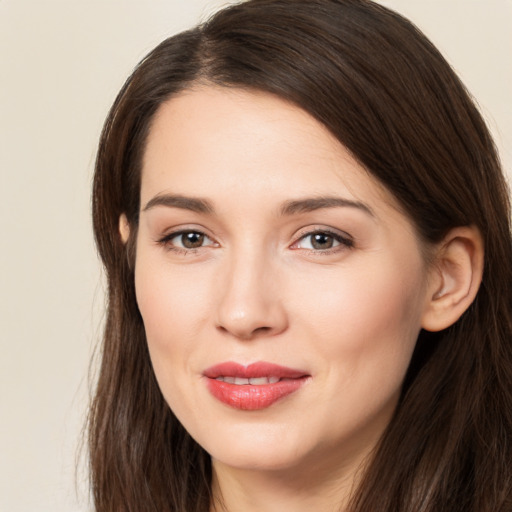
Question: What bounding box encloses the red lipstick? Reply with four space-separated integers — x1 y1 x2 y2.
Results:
203 361 309 410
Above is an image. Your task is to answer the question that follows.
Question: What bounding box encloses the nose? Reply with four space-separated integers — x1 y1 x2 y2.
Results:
215 249 288 340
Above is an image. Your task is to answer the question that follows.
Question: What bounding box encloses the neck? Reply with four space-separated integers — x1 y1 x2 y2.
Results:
210 450 370 512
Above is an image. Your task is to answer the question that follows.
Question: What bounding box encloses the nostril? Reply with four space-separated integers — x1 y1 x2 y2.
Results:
214 290 289 340
215 323 274 340
254 326 272 335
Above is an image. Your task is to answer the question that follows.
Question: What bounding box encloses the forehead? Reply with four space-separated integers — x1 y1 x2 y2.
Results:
140 86 397 215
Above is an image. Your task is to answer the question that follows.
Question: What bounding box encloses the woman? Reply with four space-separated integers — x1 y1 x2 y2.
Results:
89 0 512 510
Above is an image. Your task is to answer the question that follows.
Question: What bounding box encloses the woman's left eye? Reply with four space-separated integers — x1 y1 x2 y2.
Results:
293 230 353 251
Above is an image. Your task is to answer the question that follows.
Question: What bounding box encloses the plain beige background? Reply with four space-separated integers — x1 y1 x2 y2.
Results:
1 1 510 511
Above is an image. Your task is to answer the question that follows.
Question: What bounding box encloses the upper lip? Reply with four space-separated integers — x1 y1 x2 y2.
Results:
203 361 308 379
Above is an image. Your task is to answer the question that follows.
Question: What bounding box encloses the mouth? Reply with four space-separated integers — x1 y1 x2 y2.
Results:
214 376 281 385
203 361 310 410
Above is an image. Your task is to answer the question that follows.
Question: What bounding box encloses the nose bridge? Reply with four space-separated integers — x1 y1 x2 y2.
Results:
215 241 287 339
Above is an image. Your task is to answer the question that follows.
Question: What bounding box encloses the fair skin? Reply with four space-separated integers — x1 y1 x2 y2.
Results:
120 86 483 512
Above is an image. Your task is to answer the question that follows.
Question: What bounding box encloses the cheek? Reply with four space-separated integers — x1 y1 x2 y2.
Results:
134 255 216 423
133 254 212 413
281 255 427 444
290 254 426 374
135 257 212 348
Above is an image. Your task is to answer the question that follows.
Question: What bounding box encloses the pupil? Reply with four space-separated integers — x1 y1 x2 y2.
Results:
312 233 333 249
182 232 204 248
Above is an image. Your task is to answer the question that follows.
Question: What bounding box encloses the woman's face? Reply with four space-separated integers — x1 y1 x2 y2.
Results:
134 86 433 476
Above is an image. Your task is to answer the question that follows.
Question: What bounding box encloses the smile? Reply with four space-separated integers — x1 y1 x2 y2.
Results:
203 362 309 410
214 376 281 384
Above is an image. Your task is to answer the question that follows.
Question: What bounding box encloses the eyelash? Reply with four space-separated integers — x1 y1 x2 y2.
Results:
292 229 354 254
157 229 217 255
157 228 354 255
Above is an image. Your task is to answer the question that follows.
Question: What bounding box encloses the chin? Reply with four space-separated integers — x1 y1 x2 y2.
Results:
211 446 305 472
196 421 310 472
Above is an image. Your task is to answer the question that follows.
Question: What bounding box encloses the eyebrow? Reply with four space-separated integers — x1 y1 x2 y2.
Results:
279 196 374 217
143 194 214 214
142 193 373 217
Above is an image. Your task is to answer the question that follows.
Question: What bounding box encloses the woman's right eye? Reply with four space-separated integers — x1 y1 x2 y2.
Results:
158 230 217 251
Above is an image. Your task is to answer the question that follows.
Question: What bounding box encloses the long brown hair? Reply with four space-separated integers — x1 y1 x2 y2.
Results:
90 1 512 510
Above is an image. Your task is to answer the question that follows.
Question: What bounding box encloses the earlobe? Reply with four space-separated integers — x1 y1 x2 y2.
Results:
119 214 131 244
421 226 484 332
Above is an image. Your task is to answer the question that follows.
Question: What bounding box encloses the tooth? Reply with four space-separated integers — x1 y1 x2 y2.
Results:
249 377 268 385
216 376 282 385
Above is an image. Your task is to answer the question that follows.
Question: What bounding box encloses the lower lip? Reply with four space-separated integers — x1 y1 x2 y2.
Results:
206 378 308 410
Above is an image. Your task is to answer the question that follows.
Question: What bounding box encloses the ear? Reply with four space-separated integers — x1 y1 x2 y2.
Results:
421 226 484 332
119 214 130 244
